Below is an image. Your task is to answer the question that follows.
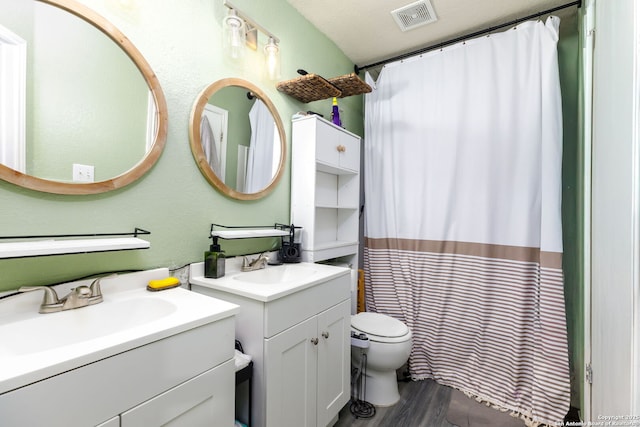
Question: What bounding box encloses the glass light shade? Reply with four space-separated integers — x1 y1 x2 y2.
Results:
117 0 136 10
264 37 281 80
223 10 246 61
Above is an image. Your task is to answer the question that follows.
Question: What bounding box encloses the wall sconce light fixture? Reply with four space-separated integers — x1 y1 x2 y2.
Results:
264 37 281 80
222 8 246 61
223 1 281 80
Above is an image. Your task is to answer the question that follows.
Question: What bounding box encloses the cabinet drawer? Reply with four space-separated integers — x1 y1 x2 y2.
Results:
121 359 235 426
264 273 350 338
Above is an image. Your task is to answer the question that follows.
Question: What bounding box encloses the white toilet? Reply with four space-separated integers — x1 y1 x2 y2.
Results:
351 312 412 407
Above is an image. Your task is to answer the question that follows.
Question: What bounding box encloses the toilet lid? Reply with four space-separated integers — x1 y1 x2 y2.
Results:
351 312 409 338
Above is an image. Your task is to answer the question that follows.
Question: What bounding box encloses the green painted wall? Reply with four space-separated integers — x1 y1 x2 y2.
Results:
0 0 363 292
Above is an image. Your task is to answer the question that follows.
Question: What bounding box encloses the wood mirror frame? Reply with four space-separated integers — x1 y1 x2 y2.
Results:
189 78 286 200
0 0 168 195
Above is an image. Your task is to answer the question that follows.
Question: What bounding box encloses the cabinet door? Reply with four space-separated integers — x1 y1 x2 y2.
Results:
316 300 351 427
121 360 235 427
315 119 341 168
265 316 318 427
337 132 359 172
315 120 360 173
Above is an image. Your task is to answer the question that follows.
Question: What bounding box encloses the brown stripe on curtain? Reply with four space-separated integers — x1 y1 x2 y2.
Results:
365 237 563 269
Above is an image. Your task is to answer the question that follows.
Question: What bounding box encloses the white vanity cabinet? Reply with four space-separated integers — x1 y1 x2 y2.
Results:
291 116 361 266
0 278 239 427
190 262 351 427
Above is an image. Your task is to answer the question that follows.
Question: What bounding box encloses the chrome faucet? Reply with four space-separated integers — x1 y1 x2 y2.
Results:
18 286 62 314
241 253 270 272
61 286 93 311
18 274 115 314
87 274 116 304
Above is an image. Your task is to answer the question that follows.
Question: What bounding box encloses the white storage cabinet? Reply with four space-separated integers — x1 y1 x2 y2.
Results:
291 116 361 267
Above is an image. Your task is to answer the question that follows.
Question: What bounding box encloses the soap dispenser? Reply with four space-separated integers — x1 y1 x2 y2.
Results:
204 238 225 279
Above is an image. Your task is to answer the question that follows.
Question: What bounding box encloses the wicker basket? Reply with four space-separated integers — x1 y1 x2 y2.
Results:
329 73 372 97
276 74 341 103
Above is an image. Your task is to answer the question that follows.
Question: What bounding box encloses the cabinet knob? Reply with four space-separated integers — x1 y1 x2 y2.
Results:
311 338 319 345
336 145 346 153
321 331 330 339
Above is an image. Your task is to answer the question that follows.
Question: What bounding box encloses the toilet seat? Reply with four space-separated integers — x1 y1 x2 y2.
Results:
351 312 411 344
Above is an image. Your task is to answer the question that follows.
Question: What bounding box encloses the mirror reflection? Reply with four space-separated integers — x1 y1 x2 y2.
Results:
0 0 166 194
190 78 285 200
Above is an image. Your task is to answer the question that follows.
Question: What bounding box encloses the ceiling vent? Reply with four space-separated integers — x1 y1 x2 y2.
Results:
391 0 438 32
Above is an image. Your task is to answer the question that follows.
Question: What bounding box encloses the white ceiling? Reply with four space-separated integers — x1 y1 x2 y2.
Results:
286 0 578 69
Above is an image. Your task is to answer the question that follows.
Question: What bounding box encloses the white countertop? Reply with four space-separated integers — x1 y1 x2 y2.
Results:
0 268 239 395
190 260 350 302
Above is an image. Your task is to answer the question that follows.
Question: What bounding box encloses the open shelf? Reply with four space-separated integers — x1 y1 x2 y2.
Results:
0 238 150 259
209 224 290 240
301 241 359 263
0 228 151 259
316 162 358 176
210 229 289 239
315 204 359 210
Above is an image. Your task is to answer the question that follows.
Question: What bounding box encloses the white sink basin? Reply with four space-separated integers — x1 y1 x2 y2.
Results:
232 264 318 285
0 268 239 395
191 261 351 302
1 297 177 356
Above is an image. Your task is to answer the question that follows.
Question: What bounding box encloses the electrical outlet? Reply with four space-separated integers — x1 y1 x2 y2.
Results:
72 163 94 182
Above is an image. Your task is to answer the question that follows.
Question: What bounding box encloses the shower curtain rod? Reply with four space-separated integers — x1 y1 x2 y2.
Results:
354 0 581 74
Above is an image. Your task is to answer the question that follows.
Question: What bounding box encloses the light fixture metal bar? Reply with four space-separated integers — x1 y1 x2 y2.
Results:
223 0 279 44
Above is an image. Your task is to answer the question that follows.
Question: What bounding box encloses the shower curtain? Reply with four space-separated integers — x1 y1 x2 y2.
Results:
244 99 275 193
363 17 570 426
200 115 222 178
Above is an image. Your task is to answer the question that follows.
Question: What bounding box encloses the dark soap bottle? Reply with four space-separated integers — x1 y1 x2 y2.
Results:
204 242 225 279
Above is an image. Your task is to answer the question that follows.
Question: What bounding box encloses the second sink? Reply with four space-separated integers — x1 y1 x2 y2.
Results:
232 263 318 284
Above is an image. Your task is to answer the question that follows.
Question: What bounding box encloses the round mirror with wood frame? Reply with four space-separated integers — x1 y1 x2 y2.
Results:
189 78 286 200
0 0 168 195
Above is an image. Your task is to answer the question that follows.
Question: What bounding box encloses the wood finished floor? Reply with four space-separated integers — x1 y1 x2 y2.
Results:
334 379 457 427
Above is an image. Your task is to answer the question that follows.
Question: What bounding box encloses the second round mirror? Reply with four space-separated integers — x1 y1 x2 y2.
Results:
189 78 286 200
